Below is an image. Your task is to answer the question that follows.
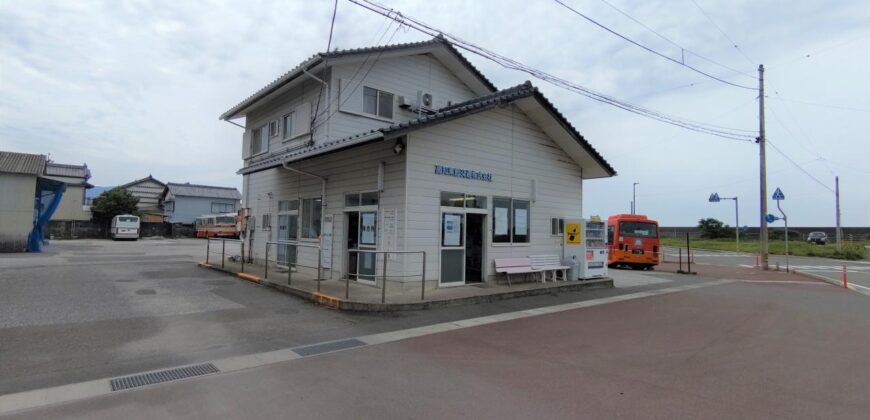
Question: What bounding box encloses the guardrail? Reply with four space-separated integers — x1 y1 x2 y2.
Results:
347 249 427 303
264 240 323 291
205 237 244 271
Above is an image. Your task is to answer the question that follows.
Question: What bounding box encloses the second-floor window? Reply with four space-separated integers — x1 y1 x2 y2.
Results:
282 112 295 140
363 86 393 119
252 125 269 155
211 202 234 213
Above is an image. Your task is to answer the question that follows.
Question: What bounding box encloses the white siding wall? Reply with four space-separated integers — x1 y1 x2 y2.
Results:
328 54 479 140
243 140 406 279
406 105 583 283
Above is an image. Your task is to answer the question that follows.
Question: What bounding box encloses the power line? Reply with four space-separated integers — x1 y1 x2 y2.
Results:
551 0 756 90
771 94 870 113
767 139 834 193
312 0 340 129
689 0 756 66
596 0 755 79
346 0 756 142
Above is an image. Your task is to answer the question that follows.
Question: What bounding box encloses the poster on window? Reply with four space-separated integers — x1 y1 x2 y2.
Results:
382 209 398 261
515 208 528 235
360 212 376 245
494 207 508 235
443 214 462 246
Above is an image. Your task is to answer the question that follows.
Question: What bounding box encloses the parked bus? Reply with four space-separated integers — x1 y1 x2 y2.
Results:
111 214 140 240
195 213 239 238
607 214 660 269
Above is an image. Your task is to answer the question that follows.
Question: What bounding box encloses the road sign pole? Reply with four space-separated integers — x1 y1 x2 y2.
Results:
774 188 788 273
835 176 842 251
734 197 740 253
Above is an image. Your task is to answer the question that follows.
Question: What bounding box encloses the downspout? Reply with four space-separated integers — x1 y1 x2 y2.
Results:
302 68 330 145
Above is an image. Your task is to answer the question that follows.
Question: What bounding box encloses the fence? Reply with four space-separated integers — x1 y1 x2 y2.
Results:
264 240 324 289
205 238 245 271
346 249 428 303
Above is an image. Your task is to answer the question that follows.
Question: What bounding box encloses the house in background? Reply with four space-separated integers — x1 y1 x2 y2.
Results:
160 182 241 224
45 162 92 222
119 175 166 223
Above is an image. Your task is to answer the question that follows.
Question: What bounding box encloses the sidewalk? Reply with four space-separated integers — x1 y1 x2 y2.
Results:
197 259 613 311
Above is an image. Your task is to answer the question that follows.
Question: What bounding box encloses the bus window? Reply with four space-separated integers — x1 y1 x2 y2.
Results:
618 221 657 238
607 225 614 244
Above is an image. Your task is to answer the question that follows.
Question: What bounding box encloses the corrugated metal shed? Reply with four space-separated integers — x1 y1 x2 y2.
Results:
166 183 241 200
45 162 91 179
0 151 47 175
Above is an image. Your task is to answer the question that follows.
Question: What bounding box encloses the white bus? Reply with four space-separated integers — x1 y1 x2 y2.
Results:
111 214 140 240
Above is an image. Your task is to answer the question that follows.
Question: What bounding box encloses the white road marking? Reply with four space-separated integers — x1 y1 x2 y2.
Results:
0 280 731 415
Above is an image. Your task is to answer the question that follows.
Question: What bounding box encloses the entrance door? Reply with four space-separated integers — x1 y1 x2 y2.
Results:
277 213 298 267
440 212 465 286
346 210 377 284
465 213 485 283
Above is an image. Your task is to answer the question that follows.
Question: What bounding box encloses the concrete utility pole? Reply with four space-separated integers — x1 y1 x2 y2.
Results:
836 176 842 251
758 64 769 270
632 182 639 215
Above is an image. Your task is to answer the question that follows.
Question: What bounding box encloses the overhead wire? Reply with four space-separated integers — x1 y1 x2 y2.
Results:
346 0 756 142
766 139 835 193
312 0 340 129
689 0 756 66
597 0 755 79
551 0 756 90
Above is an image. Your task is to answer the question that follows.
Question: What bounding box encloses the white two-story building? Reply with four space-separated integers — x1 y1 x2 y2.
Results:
221 37 615 286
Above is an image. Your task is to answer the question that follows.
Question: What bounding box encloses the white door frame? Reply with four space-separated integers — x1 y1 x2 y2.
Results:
438 205 487 287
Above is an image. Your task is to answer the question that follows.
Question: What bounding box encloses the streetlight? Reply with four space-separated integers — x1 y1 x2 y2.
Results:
709 192 740 252
632 182 639 215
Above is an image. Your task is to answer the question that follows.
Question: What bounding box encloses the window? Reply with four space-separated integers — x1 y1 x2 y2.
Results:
278 199 299 212
492 197 530 244
261 213 271 231
282 112 295 140
252 125 268 155
363 86 394 119
551 218 564 236
301 197 322 239
165 201 174 212
211 202 234 213
607 225 614 244
619 221 658 238
269 120 279 137
441 192 487 209
344 192 378 207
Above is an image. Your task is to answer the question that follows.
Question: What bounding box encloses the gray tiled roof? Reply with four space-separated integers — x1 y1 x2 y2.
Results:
166 182 241 200
0 151 47 175
45 162 91 179
238 81 615 177
220 37 497 121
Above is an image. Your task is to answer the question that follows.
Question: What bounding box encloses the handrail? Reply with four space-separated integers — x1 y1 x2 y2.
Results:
265 240 322 290
205 237 244 271
346 249 427 303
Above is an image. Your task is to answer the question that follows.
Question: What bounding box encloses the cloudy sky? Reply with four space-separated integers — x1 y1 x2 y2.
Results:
1 0 868 226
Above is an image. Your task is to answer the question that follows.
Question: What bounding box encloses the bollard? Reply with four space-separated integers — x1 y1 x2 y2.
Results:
755 254 760 268
843 265 848 288
206 239 210 265
678 248 683 272
316 249 322 293
221 240 226 269
240 242 245 273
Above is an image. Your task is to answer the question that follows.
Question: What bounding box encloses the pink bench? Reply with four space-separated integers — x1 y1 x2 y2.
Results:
494 257 542 286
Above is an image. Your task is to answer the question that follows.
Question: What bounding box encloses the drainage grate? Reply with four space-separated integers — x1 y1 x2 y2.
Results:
110 363 219 391
292 338 366 357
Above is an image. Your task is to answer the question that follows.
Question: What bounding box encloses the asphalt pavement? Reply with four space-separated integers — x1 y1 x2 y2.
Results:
0 238 690 397
663 246 870 294
5 271 868 419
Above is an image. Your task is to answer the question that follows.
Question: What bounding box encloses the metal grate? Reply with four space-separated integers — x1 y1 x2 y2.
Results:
110 363 219 391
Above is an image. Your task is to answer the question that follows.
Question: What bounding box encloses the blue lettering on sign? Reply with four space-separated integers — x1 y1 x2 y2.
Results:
434 165 492 182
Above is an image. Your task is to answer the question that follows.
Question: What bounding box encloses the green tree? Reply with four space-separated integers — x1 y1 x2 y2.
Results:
90 187 139 224
697 217 735 239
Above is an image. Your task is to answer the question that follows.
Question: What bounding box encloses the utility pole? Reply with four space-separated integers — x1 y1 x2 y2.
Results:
758 64 769 270
835 176 842 251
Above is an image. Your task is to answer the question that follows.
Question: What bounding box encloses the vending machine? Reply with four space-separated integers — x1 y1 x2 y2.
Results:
563 217 609 279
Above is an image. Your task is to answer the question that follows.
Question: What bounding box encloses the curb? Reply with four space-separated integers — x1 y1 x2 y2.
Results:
793 269 870 298
197 263 614 312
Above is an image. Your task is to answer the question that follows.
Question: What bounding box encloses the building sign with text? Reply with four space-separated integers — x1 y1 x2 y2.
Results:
434 165 493 182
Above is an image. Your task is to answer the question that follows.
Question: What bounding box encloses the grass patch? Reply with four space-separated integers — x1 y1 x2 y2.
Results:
661 237 867 260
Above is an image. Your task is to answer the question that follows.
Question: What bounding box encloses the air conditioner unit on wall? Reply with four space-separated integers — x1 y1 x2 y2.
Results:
417 90 434 111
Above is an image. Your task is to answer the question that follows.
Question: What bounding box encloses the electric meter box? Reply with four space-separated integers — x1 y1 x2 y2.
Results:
562 218 608 279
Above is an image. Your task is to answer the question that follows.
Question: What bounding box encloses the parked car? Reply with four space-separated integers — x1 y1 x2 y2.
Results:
806 231 827 245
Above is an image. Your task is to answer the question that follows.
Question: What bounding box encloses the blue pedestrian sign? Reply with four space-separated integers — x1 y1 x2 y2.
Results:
708 193 721 202
772 187 785 201
766 213 779 223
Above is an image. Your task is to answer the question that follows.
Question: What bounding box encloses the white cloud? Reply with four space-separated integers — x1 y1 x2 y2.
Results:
0 0 867 225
